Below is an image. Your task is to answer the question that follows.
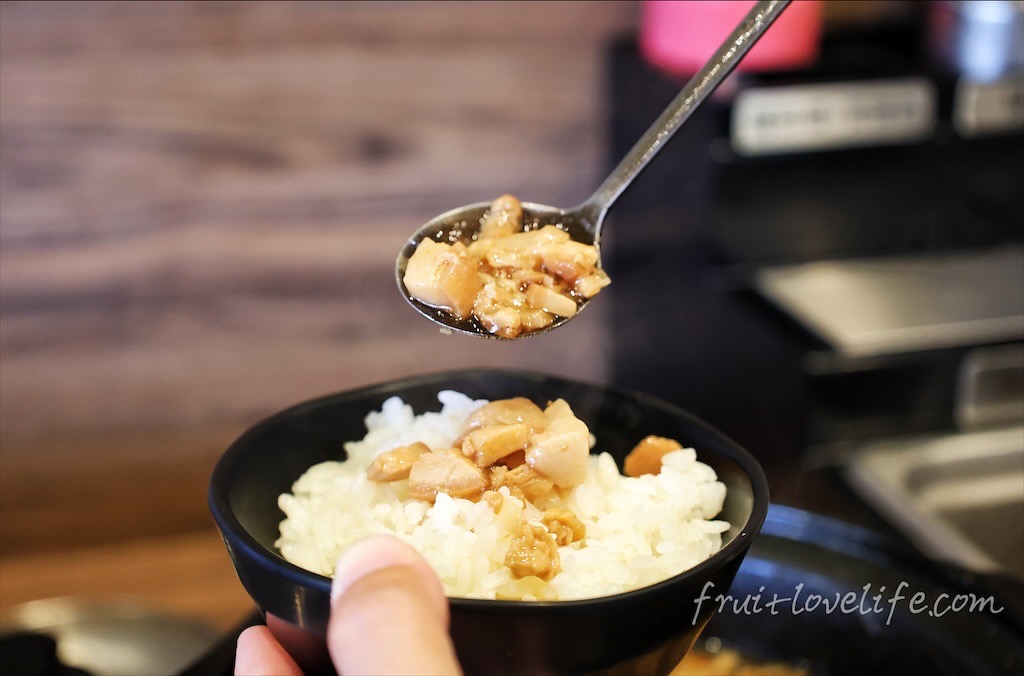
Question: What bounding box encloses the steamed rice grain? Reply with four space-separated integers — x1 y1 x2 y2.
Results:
275 391 728 600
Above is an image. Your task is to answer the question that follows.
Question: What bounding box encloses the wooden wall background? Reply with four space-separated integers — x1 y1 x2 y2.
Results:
0 1 635 629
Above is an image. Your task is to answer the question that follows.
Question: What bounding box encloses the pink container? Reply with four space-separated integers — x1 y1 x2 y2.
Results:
640 0 823 74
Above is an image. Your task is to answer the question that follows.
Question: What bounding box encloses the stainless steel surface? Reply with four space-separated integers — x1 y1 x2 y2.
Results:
754 245 1024 358
952 75 1024 137
956 343 1024 429
845 426 1024 579
396 0 792 339
0 596 218 676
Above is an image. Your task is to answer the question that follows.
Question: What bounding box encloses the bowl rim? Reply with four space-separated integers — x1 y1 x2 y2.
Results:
209 367 770 610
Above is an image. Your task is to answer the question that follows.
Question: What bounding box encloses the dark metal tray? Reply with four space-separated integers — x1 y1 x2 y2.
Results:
181 504 1024 675
699 504 1024 675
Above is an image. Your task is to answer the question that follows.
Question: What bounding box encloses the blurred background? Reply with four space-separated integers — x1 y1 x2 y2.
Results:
1 0 1022 671
1 1 631 631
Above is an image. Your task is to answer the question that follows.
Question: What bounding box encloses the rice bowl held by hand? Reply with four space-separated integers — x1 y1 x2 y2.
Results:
209 369 769 675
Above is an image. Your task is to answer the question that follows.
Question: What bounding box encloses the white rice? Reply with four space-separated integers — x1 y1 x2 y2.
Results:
275 391 729 601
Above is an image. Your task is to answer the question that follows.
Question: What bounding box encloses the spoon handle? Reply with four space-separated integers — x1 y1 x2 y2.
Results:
581 0 791 223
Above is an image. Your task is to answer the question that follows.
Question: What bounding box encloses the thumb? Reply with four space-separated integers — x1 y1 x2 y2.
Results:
327 535 462 676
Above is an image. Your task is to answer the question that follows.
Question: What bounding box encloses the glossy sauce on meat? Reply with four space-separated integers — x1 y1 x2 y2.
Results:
403 194 610 338
366 397 593 580
365 396 690 587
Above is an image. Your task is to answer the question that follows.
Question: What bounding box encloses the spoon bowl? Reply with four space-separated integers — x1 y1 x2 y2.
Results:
396 199 604 339
397 0 791 338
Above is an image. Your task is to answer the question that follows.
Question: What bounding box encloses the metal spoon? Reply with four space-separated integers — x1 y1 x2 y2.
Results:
397 0 791 339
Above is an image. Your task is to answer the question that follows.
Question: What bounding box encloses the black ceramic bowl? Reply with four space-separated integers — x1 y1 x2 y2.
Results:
209 369 769 675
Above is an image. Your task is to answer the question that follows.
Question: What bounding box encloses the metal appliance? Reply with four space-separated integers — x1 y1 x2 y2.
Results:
605 7 1023 578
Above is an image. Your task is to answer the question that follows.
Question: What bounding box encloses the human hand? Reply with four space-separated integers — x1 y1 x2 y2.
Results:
234 535 462 675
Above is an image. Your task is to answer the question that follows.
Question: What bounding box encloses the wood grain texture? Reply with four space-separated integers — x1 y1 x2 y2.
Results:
1 425 243 554
0 0 636 621
0 528 254 632
1 0 633 435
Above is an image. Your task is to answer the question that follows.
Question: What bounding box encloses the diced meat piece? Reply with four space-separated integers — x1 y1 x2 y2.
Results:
461 423 529 467
470 226 565 273
403 239 482 319
464 398 546 433
498 449 526 468
509 267 550 289
504 518 561 580
479 194 523 239
407 449 486 502
507 225 570 251
542 398 575 422
519 307 555 332
487 465 521 503
470 237 541 273
525 414 590 488
539 240 599 283
623 435 683 477
366 442 430 482
509 465 555 502
489 463 555 503
477 307 522 339
525 283 577 318
573 270 611 298
473 278 525 339
542 508 586 546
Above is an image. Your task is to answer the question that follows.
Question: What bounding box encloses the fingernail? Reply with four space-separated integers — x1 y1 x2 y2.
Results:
330 535 422 604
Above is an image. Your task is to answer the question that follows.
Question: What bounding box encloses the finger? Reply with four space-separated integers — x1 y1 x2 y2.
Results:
328 535 462 676
234 625 303 676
